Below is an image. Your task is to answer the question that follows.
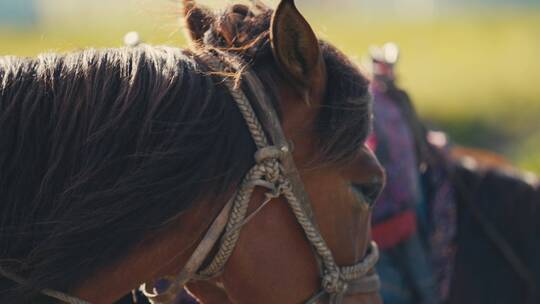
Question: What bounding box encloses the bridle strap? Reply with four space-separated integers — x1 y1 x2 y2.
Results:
194 48 326 280
239 62 317 224
139 194 236 299
305 271 382 304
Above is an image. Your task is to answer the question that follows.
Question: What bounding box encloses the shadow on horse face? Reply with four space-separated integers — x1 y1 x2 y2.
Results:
0 1 383 303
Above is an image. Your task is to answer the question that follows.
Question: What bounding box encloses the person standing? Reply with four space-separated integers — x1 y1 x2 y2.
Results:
364 43 456 304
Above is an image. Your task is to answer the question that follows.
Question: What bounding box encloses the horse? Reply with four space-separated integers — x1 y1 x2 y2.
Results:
369 43 540 304
0 0 386 303
450 158 540 304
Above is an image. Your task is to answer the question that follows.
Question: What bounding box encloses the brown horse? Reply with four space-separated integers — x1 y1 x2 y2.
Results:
0 1 385 303
449 157 540 304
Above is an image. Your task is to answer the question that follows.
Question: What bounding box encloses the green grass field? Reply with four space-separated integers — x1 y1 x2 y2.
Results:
1 5 539 173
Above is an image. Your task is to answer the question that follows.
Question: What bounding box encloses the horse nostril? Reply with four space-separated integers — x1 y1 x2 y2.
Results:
352 178 384 207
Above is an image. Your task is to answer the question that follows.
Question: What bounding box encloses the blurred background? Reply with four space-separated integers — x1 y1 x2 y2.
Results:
1 0 539 174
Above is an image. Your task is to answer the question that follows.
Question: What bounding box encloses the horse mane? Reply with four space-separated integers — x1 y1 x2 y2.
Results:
0 4 371 301
0 45 258 300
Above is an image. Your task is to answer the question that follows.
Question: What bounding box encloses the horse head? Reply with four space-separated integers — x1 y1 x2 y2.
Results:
0 1 384 303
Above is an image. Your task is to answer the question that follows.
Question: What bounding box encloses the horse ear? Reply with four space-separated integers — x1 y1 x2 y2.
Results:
182 0 216 44
270 0 323 88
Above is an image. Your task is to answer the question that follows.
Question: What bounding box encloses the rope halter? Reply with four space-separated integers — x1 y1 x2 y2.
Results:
141 48 381 304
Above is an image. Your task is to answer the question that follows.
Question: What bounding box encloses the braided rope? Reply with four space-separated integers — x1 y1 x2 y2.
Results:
193 48 380 294
198 161 273 277
146 48 379 303
195 49 363 293
196 50 268 149
340 242 379 282
280 179 346 293
194 48 284 278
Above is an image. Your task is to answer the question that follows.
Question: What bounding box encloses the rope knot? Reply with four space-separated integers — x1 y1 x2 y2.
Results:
255 146 283 163
264 178 285 201
322 271 348 294
255 146 286 185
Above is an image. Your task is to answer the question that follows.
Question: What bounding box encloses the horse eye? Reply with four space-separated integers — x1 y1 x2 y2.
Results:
351 182 381 207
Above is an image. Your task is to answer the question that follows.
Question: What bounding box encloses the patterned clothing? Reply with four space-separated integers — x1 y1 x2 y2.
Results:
369 85 421 248
421 159 457 301
368 79 457 304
